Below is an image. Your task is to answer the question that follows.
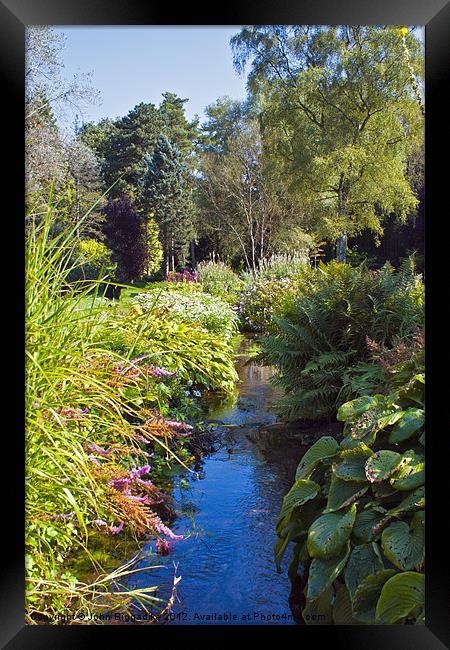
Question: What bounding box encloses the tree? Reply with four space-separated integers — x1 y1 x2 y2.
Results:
198 116 311 271
231 26 424 261
143 135 195 274
25 26 100 126
159 92 199 157
102 195 147 282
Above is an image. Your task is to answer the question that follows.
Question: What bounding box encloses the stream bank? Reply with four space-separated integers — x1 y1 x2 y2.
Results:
123 334 341 625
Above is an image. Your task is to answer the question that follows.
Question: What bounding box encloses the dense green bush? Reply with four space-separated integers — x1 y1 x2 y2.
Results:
197 260 245 304
136 287 239 340
255 252 309 280
238 276 300 333
260 260 424 420
275 352 425 625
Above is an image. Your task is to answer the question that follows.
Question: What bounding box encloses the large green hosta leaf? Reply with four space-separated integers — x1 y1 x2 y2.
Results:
352 569 398 623
375 571 425 624
325 474 368 512
381 511 425 571
307 542 351 601
373 487 425 535
390 452 425 491
352 508 385 543
334 444 373 482
365 450 405 483
302 585 333 625
388 408 425 444
332 584 361 624
278 479 320 522
295 437 339 480
307 505 356 559
274 520 306 572
337 396 376 421
344 542 384 601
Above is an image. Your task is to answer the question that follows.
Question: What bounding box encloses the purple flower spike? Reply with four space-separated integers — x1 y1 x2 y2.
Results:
110 522 124 535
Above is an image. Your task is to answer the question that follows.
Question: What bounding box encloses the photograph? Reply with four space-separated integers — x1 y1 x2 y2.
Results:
24 22 427 628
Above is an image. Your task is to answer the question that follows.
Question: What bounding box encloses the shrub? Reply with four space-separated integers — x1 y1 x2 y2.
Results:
136 287 239 340
238 276 300 333
274 352 425 625
255 252 309 280
260 260 424 420
197 260 245 304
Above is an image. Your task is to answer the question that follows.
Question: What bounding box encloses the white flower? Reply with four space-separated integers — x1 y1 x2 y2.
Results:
193 390 201 397
184 390 191 397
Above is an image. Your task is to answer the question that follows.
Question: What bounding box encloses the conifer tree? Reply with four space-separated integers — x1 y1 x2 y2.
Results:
143 134 195 274
102 194 147 282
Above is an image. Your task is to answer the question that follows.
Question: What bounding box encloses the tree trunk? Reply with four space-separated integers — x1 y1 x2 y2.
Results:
337 234 347 262
337 178 349 262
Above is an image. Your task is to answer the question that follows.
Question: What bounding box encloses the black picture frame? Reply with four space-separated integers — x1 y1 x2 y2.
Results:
2 0 449 646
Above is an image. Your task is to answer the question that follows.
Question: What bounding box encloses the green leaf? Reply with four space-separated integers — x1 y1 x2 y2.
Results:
325 474 368 512
307 505 356 559
274 520 306 572
381 512 425 570
332 584 361 624
388 408 424 444
375 572 425 624
303 585 333 625
295 437 339 480
337 396 375 422
307 543 351 601
390 452 425 491
373 487 425 535
352 508 384 544
287 541 307 583
376 410 405 431
344 542 384 601
353 570 397 623
334 444 373 482
278 479 320 522
365 450 404 483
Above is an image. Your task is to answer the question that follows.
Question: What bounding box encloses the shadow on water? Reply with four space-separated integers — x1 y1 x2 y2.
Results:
126 335 318 625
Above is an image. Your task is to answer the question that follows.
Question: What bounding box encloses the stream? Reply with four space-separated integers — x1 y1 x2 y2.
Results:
125 335 314 625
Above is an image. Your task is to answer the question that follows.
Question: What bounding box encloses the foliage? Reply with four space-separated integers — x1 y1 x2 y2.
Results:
197 260 245 304
231 26 424 260
238 276 299 333
25 195 238 622
103 194 148 282
255 252 309 280
136 287 239 342
65 238 116 283
144 214 164 277
274 352 425 624
260 260 424 420
143 134 196 273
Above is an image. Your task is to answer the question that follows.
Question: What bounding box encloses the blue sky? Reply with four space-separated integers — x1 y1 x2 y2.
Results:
53 26 248 131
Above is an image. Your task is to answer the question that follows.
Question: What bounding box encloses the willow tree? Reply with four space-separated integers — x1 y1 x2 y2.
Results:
231 25 424 261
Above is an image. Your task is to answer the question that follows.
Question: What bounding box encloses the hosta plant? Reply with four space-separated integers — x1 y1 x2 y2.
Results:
274 362 425 625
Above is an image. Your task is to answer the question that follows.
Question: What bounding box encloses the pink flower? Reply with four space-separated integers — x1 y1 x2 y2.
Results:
87 442 111 456
156 538 173 555
154 520 184 540
110 522 124 535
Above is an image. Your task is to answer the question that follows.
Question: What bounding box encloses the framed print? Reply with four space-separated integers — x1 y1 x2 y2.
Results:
1 0 449 646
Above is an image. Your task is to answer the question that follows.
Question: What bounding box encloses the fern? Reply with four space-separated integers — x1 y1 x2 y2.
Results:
260 260 424 421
